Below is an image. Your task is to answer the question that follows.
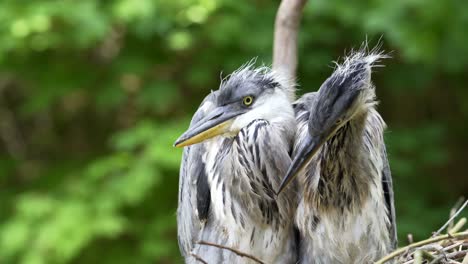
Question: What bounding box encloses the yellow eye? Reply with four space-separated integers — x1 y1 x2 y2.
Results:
336 118 343 125
243 96 254 106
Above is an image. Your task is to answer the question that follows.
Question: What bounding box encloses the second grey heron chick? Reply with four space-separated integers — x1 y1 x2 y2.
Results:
277 51 397 263
175 63 298 263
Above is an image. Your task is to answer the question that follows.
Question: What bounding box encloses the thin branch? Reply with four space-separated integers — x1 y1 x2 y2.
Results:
417 244 446 260
196 240 265 264
374 231 468 264
414 250 423 264
273 0 308 81
450 197 466 230
429 250 468 264
462 252 468 264
190 252 208 264
402 250 436 264
443 241 465 252
421 250 436 260
434 199 468 237
449 218 467 234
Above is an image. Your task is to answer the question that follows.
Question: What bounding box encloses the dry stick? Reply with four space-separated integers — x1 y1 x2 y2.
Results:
434 199 468 237
450 197 467 230
450 218 467 234
441 218 468 247
462 252 468 264
197 240 266 264
190 253 208 264
414 250 423 264
443 241 465 252
418 244 447 261
374 231 468 264
402 259 414 264
403 250 436 264
428 250 468 264
273 0 308 81
422 250 436 260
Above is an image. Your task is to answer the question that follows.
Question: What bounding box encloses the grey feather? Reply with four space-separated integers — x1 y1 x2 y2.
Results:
177 92 217 257
381 144 398 249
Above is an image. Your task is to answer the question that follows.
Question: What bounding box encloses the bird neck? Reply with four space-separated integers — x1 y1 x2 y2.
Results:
204 120 295 231
308 110 371 213
323 110 369 173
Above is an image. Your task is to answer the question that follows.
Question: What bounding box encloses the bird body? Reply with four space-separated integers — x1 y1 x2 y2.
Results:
176 65 298 263
278 51 397 264
194 119 296 263
295 101 394 263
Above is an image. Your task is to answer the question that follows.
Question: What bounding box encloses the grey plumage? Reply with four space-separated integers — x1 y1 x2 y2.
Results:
177 51 397 264
176 64 298 263
177 92 217 256
279 51 397 263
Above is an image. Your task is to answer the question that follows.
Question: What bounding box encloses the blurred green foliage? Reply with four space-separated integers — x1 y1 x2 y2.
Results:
0 0 467 263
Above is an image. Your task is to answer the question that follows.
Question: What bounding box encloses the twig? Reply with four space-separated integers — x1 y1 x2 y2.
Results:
434 200 468 237
443 241 465 252
414 250 423 264
462 252 468 264
273 0 308 81
418 244 447 261
405 249 436 264
190 252 208 264
197 240 266 264
422 250 436 260
429 250 468 264
451 197 466 230
449 218 467 234
375 231 468 264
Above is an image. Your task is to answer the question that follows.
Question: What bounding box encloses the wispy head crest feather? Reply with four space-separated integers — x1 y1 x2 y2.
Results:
333 42 390 81
219 59 296 102
314 42 391 121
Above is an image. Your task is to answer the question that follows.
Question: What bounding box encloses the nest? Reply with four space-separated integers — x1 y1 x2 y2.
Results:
376 199 468 264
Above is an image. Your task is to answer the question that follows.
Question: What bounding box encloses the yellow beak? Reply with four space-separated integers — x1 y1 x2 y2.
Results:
174 120 231 148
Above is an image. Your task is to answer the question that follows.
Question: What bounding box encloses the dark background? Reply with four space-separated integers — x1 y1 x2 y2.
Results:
0 0 467 263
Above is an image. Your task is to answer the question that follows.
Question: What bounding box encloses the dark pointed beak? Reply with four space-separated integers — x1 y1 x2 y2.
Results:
276 134 327 195
174 105 245 148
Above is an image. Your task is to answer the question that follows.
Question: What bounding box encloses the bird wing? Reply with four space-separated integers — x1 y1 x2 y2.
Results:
381 143 398 249
177 91 217 257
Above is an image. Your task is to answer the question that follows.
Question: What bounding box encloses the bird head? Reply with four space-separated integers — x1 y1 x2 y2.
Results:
174 63 295 148
277 51 385 195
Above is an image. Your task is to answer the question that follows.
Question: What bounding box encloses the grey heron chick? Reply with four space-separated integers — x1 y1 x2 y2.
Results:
277 51 397 263
176 63 298 263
